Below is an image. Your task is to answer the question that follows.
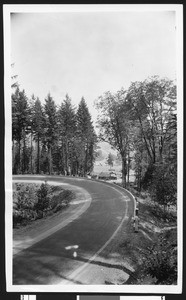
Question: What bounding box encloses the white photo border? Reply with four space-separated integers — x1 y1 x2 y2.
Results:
4 4 183 294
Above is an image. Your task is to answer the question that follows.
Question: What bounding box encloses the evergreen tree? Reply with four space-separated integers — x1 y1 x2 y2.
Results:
44 93 57 174
12 88 30 174
32 97 45 174
76 97 96 176
57 94 77 175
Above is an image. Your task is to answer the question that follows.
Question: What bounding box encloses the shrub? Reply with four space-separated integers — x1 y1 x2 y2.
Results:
35 183 50 214
13 183 38 227
50 190 74 211
141 164 155 190
149 203 177 222
142 233 177 284
13 209 37 226
150 165 177 209
13 182 74 227
53 203 64 213
14 183 37 210
60 189 73 201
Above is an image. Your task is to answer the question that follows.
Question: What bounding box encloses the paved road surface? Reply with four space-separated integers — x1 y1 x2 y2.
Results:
13 175 134 285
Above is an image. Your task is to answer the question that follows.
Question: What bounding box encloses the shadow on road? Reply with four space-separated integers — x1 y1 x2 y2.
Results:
13 243 134 285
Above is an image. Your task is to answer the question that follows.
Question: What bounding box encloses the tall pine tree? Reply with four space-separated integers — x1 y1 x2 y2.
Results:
32 97 45 174
12 88 30 174
57 94 76 175
44 93 57 174
76 97 96 176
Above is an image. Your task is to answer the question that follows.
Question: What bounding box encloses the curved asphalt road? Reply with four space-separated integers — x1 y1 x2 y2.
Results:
13 175 135 285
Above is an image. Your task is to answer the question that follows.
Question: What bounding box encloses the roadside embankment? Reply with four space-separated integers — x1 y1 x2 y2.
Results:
101 183 177 285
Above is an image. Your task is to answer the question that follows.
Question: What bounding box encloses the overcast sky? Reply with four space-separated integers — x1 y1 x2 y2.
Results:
11 9 177 123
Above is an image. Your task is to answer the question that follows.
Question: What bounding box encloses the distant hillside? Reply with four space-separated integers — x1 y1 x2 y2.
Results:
93 142 135 182
95 142 117 162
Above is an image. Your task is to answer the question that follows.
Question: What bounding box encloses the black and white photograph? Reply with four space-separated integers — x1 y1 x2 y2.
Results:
4 4 183 294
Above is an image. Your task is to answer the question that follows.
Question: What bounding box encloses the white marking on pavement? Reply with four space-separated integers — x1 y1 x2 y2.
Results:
73 251 77 258
65 245 79 250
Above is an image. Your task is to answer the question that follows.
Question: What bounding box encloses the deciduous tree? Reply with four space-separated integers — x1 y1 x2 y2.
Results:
95 90 132 187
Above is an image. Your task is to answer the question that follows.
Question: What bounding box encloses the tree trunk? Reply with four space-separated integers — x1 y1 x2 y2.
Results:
138 168 142 192
18 140 21 174
22 136 26 174
37 135 40 174
159 136 163 163
61 141 65 175
12 140 15 174
30 131 33 173
122 156 127 188
65 140 69 175
48 146 52 175
76 160 79 176
84 145 88 176
127 150 130 187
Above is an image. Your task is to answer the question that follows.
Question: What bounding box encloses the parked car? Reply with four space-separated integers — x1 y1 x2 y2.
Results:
109 172 117 180
98 172 117 180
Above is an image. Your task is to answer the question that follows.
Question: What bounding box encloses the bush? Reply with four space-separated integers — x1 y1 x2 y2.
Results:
141 164 155 190
14 183 37 210
142 233 177 284
50 190 74 210
150 165 177 209
13 183 38 227
53 203 66 213
13 183 74 227
13 209 37 225
61 189 73 201
35 183 50 214
149 203 177 222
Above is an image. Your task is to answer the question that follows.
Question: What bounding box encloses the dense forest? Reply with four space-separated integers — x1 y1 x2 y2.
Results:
12 75 177 208
12 87 97 177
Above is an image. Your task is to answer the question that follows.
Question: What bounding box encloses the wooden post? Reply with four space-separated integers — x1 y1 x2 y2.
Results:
133 197 139 232
134 215 139 232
